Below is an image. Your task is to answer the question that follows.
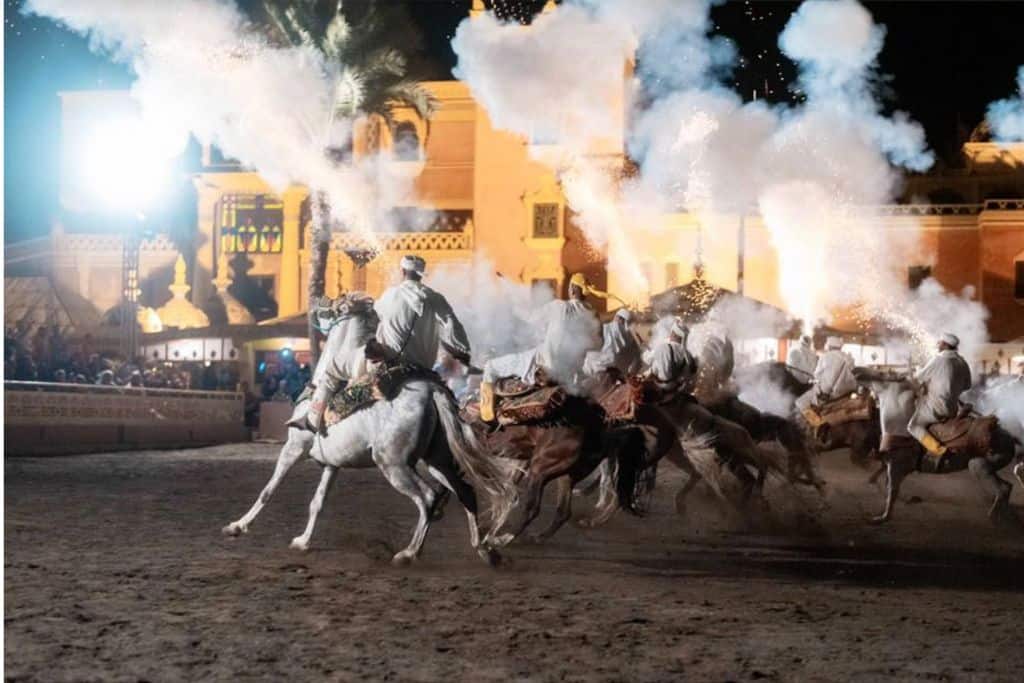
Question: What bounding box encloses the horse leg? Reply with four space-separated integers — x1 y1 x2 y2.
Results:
577 459 618 528
780 422 825 491
529 475 574 543
871 456 912 524
573 468 603 497
289 464 338 551
968 457 1012 522
223 430 311 536
662 443 702 515
380 463 433 566
412 463 449 522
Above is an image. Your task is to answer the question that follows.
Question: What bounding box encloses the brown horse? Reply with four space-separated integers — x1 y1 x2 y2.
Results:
704 395 824 491
736 361 879 466
468 394 648 545
580 372 788 526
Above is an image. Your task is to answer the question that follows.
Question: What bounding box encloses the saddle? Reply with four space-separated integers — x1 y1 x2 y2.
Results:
323 381 377 427
927 413 998 454
300 362 446 429
496 385 567 426
803 392 874 428
494 376 535 399
630 375 690 407
595 380 636 424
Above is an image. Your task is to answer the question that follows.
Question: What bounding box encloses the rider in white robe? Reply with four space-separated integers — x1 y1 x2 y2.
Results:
305 256 472 432
583 308 643 377
373 262 472 370
907 332 972 455
480 273 601 420
786 335 818 384
648 319 696 389
796 336 857 412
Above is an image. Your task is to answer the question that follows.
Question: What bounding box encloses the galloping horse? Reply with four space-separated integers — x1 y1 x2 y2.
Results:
466 390 648 545
737 361 879 466
222 293 518 566
580 372 789 527
857 368 1021 525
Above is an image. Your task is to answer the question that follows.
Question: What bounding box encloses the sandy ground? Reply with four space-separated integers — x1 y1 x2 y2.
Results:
5 442 1024 682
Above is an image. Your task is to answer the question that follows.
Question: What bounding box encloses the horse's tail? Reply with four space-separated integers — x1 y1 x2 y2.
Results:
432 389 520 533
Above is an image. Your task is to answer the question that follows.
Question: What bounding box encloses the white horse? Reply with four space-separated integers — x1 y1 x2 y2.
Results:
222 293 517 566
858 369 1021 524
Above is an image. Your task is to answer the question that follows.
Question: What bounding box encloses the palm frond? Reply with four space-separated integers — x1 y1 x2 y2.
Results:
284 6 318 49
262 2 302 46
321 11 352 59
333 67 365 118
384 80 438 121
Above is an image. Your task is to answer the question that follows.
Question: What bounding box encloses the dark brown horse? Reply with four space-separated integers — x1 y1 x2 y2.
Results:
580 372 788 526
467 394 647 545
703 395 824 491
736 361 880 467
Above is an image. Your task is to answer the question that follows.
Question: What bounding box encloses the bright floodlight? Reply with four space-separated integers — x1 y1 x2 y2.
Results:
81 118 175 212
60 91 187 216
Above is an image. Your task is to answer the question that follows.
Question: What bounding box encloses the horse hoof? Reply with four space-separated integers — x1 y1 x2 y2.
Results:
391 551 416 567
222 523 245 537
478 547 502 568
289 537 310 552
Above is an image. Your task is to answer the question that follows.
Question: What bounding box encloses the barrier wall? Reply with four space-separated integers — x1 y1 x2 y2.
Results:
4 382 249 456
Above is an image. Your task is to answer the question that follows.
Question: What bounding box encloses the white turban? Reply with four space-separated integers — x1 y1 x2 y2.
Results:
615 308 632 322
825 336 843 350
671 319 689 338
939 332 959 348
400 255 426 274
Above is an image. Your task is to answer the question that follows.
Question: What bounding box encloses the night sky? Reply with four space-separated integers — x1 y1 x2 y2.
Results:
5 0 1024 243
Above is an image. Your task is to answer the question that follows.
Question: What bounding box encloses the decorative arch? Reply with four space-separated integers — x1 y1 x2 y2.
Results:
392 121 421 161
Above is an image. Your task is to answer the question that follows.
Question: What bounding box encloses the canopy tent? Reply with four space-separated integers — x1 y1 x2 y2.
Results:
4 276 101 339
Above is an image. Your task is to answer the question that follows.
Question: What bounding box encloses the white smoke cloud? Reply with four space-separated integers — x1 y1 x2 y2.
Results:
453 0 984 361
452 5 632 155
895 278 990 361
963 376 1024 443
426 259 552 363
24 0 417 238
737 377 795 418
986 66 1024 142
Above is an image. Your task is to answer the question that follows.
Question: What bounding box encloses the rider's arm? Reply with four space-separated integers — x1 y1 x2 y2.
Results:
433 293 473 365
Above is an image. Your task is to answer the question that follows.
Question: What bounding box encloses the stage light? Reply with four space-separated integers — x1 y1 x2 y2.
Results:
79 117 179 212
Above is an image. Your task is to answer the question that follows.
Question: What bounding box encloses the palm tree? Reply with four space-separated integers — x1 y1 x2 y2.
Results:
259 0 437 359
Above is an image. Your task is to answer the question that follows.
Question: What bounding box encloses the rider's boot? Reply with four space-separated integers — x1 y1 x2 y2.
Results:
286 384 329 434
918 432 947 457
479 381 496 423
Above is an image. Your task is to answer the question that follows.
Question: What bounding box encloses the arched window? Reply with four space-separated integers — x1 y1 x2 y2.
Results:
393 122 421 161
